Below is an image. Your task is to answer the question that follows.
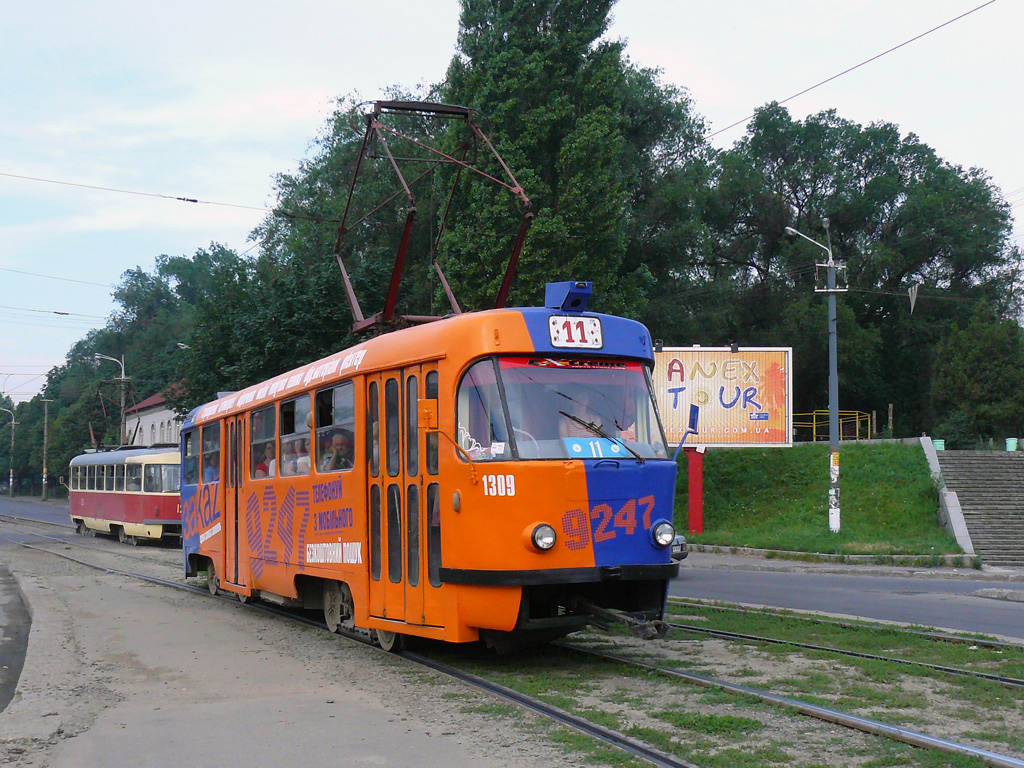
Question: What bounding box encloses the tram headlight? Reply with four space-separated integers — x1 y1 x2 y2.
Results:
651 520 675 547
530 524 557 552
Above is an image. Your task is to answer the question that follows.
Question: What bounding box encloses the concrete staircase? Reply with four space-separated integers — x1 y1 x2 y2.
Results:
936 450 1024 567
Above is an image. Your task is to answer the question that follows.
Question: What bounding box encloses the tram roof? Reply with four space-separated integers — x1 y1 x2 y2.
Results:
70 447 179 466
185 306 654 428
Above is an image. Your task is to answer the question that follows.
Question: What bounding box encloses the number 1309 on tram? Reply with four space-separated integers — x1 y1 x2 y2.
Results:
181 282 679 650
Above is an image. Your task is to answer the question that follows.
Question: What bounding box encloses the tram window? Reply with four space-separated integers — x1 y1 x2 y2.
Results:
86 466 95 491
114 464 125 492
406 375 418 477
184 430 200 485
163 465 181 493
406 483 420 587
250 405 276 479
387 484 402 583
106 465 116 491
279 396 312 477
314 382 355 474
368 381 380 478
385 378 400 477
456 359 510 461
144 465 162 493
425 371 438 476
427 482 441 587
370 484 381 581
126 464 142 492
202 424 220 483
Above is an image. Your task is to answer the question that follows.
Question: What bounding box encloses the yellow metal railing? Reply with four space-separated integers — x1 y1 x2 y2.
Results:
792 410 874 442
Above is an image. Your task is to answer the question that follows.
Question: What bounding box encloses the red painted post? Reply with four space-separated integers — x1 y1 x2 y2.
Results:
684 447 704 534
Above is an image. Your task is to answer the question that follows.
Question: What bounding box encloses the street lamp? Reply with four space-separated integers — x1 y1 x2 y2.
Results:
786 221 845 533
0 406 16 498
94 353 129 446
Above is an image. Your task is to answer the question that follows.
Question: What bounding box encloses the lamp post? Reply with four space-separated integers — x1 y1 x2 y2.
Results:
0 406 16 498
786 221 845 533
41 398 53 501
94 353 129 446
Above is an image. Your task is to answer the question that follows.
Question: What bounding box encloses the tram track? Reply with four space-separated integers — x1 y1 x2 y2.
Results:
668 596 1024 651
6 516 1024 767
564 641 1024 768
665 619 1024 690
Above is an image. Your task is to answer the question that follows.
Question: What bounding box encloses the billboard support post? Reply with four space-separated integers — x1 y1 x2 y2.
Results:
684 447 704 535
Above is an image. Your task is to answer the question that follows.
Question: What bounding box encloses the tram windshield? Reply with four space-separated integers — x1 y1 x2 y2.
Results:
456 357 668 461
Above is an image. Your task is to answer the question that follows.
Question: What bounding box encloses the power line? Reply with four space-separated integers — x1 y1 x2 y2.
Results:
0 171 268 213
709 0 1000 139
0 266 114 288
0 171 340 224
0 303 108 319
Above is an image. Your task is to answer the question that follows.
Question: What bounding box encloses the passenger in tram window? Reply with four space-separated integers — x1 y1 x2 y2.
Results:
266 444 277 478
321 430 354 472
280 439 300 476
204 454 219 483
254 443 273 479
295 437 311 475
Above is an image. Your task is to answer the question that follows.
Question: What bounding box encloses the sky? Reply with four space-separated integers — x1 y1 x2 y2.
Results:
1 0 1020 403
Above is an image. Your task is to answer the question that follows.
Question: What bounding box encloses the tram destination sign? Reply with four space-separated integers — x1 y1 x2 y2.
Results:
652 347 792 449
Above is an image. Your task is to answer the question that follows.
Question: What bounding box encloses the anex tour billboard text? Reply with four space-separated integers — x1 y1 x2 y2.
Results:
653 347 792 449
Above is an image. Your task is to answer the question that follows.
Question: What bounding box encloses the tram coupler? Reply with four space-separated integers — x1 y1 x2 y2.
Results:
573 600 671 640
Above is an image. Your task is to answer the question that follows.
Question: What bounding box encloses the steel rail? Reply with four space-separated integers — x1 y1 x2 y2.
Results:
667 621 1024 689
402 651 700 768
668 596 1024 651
570 646 1024 768
0 529 699 768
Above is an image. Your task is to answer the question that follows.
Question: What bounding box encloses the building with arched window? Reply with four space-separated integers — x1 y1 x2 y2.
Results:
125 392 182 447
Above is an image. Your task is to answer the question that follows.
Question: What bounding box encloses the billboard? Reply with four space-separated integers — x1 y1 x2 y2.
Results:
652 347 792 449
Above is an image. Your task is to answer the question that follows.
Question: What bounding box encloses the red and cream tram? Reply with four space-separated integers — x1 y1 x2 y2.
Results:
181 282 679 650
69 448 182 544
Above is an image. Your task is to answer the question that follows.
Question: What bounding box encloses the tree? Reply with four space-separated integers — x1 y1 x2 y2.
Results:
439 0 709 316
932 304 1024 439
702 103 1018 431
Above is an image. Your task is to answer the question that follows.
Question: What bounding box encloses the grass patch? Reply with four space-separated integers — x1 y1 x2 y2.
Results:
652 708 764 736
678 442 960 555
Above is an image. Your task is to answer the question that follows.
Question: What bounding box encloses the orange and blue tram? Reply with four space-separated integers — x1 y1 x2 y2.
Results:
181 282 679 649
69 447 182 544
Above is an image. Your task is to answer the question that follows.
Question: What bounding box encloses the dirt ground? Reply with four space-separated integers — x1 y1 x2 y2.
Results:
0 536 595 768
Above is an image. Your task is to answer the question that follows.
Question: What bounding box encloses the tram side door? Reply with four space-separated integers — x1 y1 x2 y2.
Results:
367 371 409 623
223 415 246 589
403 363 438 627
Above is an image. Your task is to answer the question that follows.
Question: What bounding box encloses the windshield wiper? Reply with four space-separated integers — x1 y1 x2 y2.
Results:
558 411 645 463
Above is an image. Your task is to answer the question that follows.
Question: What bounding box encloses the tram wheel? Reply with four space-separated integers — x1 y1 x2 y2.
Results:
238 591 253 604
76 520 87 536
117 527 128 544
375 628 403 653
128 535 140 546
206 560 220 596
323 581 354 633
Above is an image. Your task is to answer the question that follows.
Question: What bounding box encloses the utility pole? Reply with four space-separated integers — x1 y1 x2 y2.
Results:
1 406 16 498
786 221 847 533
41 398 53 501
94 354 129 446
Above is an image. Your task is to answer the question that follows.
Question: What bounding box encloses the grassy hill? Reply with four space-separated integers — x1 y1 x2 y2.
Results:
675 442 962 556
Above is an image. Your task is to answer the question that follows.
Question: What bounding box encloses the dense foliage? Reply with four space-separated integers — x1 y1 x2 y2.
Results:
3 0 1021 494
